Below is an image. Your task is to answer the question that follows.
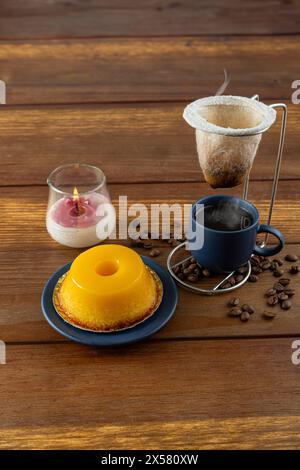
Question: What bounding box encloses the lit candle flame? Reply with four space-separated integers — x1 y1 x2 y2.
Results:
73 186 79 200
73 186 80 215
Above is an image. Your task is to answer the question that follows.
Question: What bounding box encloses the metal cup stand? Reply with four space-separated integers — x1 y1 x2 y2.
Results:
167 95 288 295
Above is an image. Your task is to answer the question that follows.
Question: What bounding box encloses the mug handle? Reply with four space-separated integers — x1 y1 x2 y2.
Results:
253 224 285 257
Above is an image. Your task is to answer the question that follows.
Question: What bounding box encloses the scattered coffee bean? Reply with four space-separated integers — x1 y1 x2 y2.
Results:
235 274 244 283
182 260 191 269
273 257 284 266
222 282 231 289
149 248 160 257
290 265 299 274
273 282 284 293
228 307 242 317
187 274 198 283
267 295 279 306
193 267 201 277
273 268 284 277
173 265 181 275
248 274 259 282
261 260 271 270
237 265 248 274
240 311 250 322
229 297 240 307
284 288 295 297
263 310 276 320
252 266 262 274
242 304 255 314
281 300 292 310
143 240 153 249
285 254 299 262
265 288 277 297
189 263 197 272
278 292 289 301
202 268 210 278
278 278 290 286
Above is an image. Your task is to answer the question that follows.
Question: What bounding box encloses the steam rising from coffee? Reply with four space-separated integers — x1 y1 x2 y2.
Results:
215 69 230 96
197 199 253 232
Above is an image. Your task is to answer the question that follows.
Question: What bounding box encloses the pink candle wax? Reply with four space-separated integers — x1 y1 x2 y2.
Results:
51 193 107 228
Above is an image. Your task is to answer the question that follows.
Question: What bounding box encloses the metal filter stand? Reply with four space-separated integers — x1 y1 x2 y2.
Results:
167 95 287 295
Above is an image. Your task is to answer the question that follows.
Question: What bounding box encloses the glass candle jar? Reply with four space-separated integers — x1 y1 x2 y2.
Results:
46 163 115 248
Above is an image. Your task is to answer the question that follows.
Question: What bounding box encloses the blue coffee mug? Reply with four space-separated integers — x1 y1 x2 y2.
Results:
188 195 285 273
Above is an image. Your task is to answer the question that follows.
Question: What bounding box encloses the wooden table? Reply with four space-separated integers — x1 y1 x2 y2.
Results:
0 0 300 450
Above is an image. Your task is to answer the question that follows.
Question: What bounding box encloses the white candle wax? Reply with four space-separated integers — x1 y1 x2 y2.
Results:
46 193 114 248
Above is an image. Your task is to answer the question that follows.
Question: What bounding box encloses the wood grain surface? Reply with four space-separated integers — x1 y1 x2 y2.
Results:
0 101 298 186
0 0 299 39
0 182 299 343
0 36 296 105
0 338 299 449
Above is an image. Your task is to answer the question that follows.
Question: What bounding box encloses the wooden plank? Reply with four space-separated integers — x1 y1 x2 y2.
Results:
0 339 300 449
0 36 298 105
0 183 299 343
0 101 298 185
0 0 299 39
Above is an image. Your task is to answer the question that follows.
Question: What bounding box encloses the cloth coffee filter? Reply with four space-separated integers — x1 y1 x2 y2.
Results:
183 95 277 188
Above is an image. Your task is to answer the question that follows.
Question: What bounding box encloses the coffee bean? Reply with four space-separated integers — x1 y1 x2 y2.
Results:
261 261 271 270
285 254 299 262
290 265 299 274
193 267 201 277
248 274 258 282
273 257 284 266
228 277 236 286
273 282 284 293
173 265 181 275
242 304 255 314
270 261 279 271
228 307 242 317
237 265 248 274
188 263 197 271
149 248 160 257
265 288 277 297
267 295 279 306
202 268 210 278
273 268 285 277
284 288 295 297
278 278 290 286
183 268 191 276
182 260 191 269
187 274 198 283
234 274 244 283
251 255 261 265
171 239 181 247
143 240 153 249
228 297 240 307
178 272 184 280
263 310 276 320
278 292 289 301
281 300 292 310
222 282 231 289
240 311 250 322
252 266 262 274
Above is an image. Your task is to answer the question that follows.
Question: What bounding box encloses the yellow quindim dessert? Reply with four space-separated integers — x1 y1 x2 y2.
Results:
55 244 162 331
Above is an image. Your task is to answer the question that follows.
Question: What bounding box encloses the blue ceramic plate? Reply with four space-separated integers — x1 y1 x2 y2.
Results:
41 256 178 346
